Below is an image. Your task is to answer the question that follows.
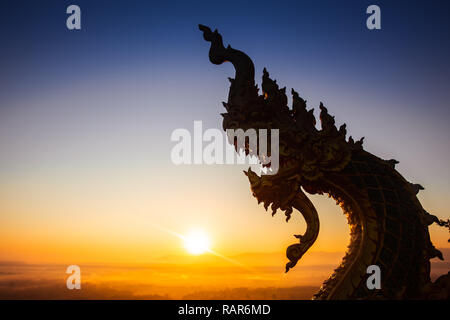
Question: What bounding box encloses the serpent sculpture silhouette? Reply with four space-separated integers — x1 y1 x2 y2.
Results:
199 25 450 299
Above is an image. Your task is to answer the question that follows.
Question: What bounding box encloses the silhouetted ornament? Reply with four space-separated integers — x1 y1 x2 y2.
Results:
199 24 450 299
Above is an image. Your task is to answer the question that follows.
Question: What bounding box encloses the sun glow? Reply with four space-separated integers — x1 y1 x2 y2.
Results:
183 229 211 255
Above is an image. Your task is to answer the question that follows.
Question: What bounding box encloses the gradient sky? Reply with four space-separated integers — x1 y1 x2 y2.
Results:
1 0 449 286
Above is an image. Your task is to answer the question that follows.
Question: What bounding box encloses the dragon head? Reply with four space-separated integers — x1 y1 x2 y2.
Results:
199 25 355 182
200 25 360 271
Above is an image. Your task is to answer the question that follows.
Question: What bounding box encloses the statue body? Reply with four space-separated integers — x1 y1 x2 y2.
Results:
199 25 449 299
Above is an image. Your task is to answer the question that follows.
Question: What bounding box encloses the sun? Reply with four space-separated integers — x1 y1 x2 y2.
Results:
183 229 211 255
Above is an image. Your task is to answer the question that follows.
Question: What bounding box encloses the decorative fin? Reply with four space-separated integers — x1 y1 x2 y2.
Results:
386 159 399 168
429 246 444 261
338 124 347 137
422 211 440 226
355 137 364 149
410 183 424 194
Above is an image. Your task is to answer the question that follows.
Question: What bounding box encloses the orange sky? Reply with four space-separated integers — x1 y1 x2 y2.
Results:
1 160 448 264
0 135 448 299
1 134 448 298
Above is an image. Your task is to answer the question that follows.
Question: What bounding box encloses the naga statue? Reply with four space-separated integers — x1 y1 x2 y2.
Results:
199 25 450 299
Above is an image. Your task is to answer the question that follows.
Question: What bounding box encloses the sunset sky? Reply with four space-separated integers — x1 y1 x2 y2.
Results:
1 0 449 298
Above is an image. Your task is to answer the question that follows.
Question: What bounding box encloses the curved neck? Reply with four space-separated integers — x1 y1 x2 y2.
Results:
199 25 255 95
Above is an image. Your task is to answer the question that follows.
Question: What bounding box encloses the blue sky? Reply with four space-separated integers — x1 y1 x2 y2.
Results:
2 0 449 173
